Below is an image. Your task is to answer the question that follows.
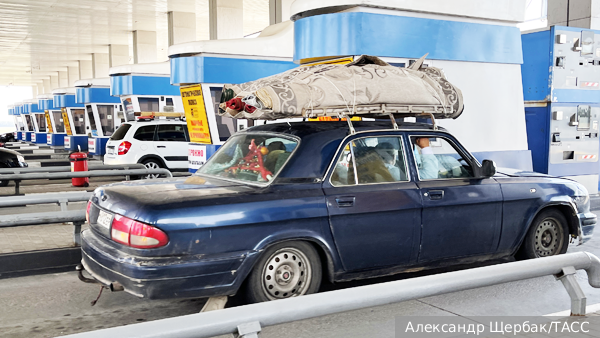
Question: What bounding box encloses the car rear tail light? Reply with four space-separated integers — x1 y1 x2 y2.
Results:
110 214 168 249
118 141 132 155
86 201 91 224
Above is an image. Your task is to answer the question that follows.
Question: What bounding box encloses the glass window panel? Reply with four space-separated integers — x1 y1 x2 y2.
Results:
52 111 65 133
71 109 86 134
410 136 474 180
156 124 186 142
133 125 156 141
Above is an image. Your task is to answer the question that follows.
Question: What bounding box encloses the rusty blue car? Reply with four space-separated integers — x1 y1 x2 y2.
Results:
79 121 596 302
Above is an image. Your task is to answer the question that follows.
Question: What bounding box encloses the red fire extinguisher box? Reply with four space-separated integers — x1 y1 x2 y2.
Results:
69 151 89 187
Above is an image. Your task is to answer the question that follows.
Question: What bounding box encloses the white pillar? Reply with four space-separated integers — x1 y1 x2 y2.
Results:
109 44 130 67
79 60 93 79
42 79 51 94
548 0 600 29
58 71 69 88
168 11 196 46
209 0 244 40
31 85 38 98
92 53 110 78
50 75 59 89
270 0 293 24
67 66 79 86
133 31 157 64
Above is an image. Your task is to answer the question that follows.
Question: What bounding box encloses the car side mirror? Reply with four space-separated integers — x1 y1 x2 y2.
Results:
481 159 497 178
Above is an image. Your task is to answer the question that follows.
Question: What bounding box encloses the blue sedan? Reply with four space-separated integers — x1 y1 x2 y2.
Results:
79 121 596 302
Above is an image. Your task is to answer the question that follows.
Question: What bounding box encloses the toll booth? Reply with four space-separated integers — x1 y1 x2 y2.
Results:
168 21 297 172
17 103 34 142
522 26 600 193
52 88 87 151
38 94 65 146
23 99 48 144
8 105 24 139
75 78 122 156
109 61 183 123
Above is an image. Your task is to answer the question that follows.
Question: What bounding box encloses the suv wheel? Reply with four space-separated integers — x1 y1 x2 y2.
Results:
141 159 163 179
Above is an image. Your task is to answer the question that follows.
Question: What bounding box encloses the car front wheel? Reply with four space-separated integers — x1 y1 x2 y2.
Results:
245 241 322 303
519 209 569 259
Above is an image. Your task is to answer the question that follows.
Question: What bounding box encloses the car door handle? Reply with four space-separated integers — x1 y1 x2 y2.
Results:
335 197 355 208
427 190 444 200
157 146 166 148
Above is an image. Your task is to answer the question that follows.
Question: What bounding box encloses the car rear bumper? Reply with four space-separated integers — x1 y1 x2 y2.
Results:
79 229 256 299
578 212 596 244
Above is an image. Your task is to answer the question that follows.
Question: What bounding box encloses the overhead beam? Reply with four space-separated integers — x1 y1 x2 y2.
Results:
92 53 109 78
133 31 157 64
209 0 243 40
168 12 196 46
109 44 130 67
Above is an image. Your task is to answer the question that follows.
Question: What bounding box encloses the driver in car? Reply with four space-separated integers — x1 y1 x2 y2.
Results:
414 137 440 180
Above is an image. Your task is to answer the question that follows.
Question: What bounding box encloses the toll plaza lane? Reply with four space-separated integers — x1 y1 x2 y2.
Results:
1 210 599 338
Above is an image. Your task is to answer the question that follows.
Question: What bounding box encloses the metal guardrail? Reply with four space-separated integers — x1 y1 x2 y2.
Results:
62 252 600 338
1 168 172 194
0 164 146 175
0 191 92 244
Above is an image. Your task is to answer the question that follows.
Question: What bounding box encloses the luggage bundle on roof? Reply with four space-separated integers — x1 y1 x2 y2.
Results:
218 55 464 121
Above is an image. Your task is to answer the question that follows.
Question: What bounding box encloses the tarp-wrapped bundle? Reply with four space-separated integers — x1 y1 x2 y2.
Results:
218 55 464 120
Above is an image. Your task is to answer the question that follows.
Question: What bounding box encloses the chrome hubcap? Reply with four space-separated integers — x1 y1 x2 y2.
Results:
534 218 563 257
144 162 160 179
261 247 312 300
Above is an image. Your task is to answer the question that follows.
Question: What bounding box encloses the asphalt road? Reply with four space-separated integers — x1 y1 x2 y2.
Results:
1 212 600 338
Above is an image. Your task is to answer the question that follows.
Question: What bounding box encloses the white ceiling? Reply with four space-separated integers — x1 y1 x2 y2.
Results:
0 0 270 87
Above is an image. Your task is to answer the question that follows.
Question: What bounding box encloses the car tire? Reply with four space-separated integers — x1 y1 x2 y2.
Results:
518 209 569 259
245 241 322 303
0 163 8 187
141 159 164 179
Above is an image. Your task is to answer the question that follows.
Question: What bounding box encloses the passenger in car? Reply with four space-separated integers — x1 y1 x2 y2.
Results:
414 137 440 179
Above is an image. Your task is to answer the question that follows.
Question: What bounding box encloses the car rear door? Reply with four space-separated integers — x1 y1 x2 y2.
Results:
407 133 503 262
153 124 189 169
322 134 422 272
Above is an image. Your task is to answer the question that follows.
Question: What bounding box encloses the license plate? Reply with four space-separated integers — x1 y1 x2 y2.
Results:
97 210 113 229
107 147 114 155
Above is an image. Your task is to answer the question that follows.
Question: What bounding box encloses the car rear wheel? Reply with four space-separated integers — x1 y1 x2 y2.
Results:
518 209 569 259
245 241 322 303
0 163 8 187
141 159 163 179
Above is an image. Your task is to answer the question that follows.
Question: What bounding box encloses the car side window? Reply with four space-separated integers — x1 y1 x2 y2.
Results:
331 137 408 186
157 124 187 142
133 125 156 141
410 136 474 180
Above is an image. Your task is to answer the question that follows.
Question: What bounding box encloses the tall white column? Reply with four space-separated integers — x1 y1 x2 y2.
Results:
42 79 51 94
50 75 59 89
133 31 157 64
270 0 293 24
92 53 110 78
31 85 38 98
58 71 69 88
109 44 130 67
67 66 79 86
168 11 196 46
209 0 243 40
79 60 93 80
548 0 600 29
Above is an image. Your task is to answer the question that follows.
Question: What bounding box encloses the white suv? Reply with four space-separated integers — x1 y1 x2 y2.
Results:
104 120 189 172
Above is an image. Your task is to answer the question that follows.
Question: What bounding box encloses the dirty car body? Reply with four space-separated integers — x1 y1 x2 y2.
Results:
80 121 596 299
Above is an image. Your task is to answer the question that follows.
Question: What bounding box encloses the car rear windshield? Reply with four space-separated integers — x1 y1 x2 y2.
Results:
111 123 132 141
198 134 298 184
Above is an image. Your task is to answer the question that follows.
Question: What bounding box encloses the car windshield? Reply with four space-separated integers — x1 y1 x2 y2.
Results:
198 133 298 184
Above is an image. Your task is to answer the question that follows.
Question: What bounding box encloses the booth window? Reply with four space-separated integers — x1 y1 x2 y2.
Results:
24 115 33 131
133 125 156 141
86 105 97 131
71 109 86 135
35 113 46 131
138 97 159 112
97 105 115 136
52 111 65 133
157 124 187 142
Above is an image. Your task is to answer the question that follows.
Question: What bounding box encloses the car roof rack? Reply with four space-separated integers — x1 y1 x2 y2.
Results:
135 111 186 122
301 104 439 134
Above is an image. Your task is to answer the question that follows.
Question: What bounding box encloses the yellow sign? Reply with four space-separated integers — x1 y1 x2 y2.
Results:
301 56 355 67
180 84 212 144
45 110 53 133
62 108 73 136
308 116 362 122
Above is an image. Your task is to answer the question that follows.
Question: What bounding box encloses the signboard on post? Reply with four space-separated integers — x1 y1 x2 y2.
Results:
62 108 73 136
45 110 53 133
180 84 212 144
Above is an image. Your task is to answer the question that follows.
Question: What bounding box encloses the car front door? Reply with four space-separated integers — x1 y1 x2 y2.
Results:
323 134 422 272
154 124 190 169
408 133 503 263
